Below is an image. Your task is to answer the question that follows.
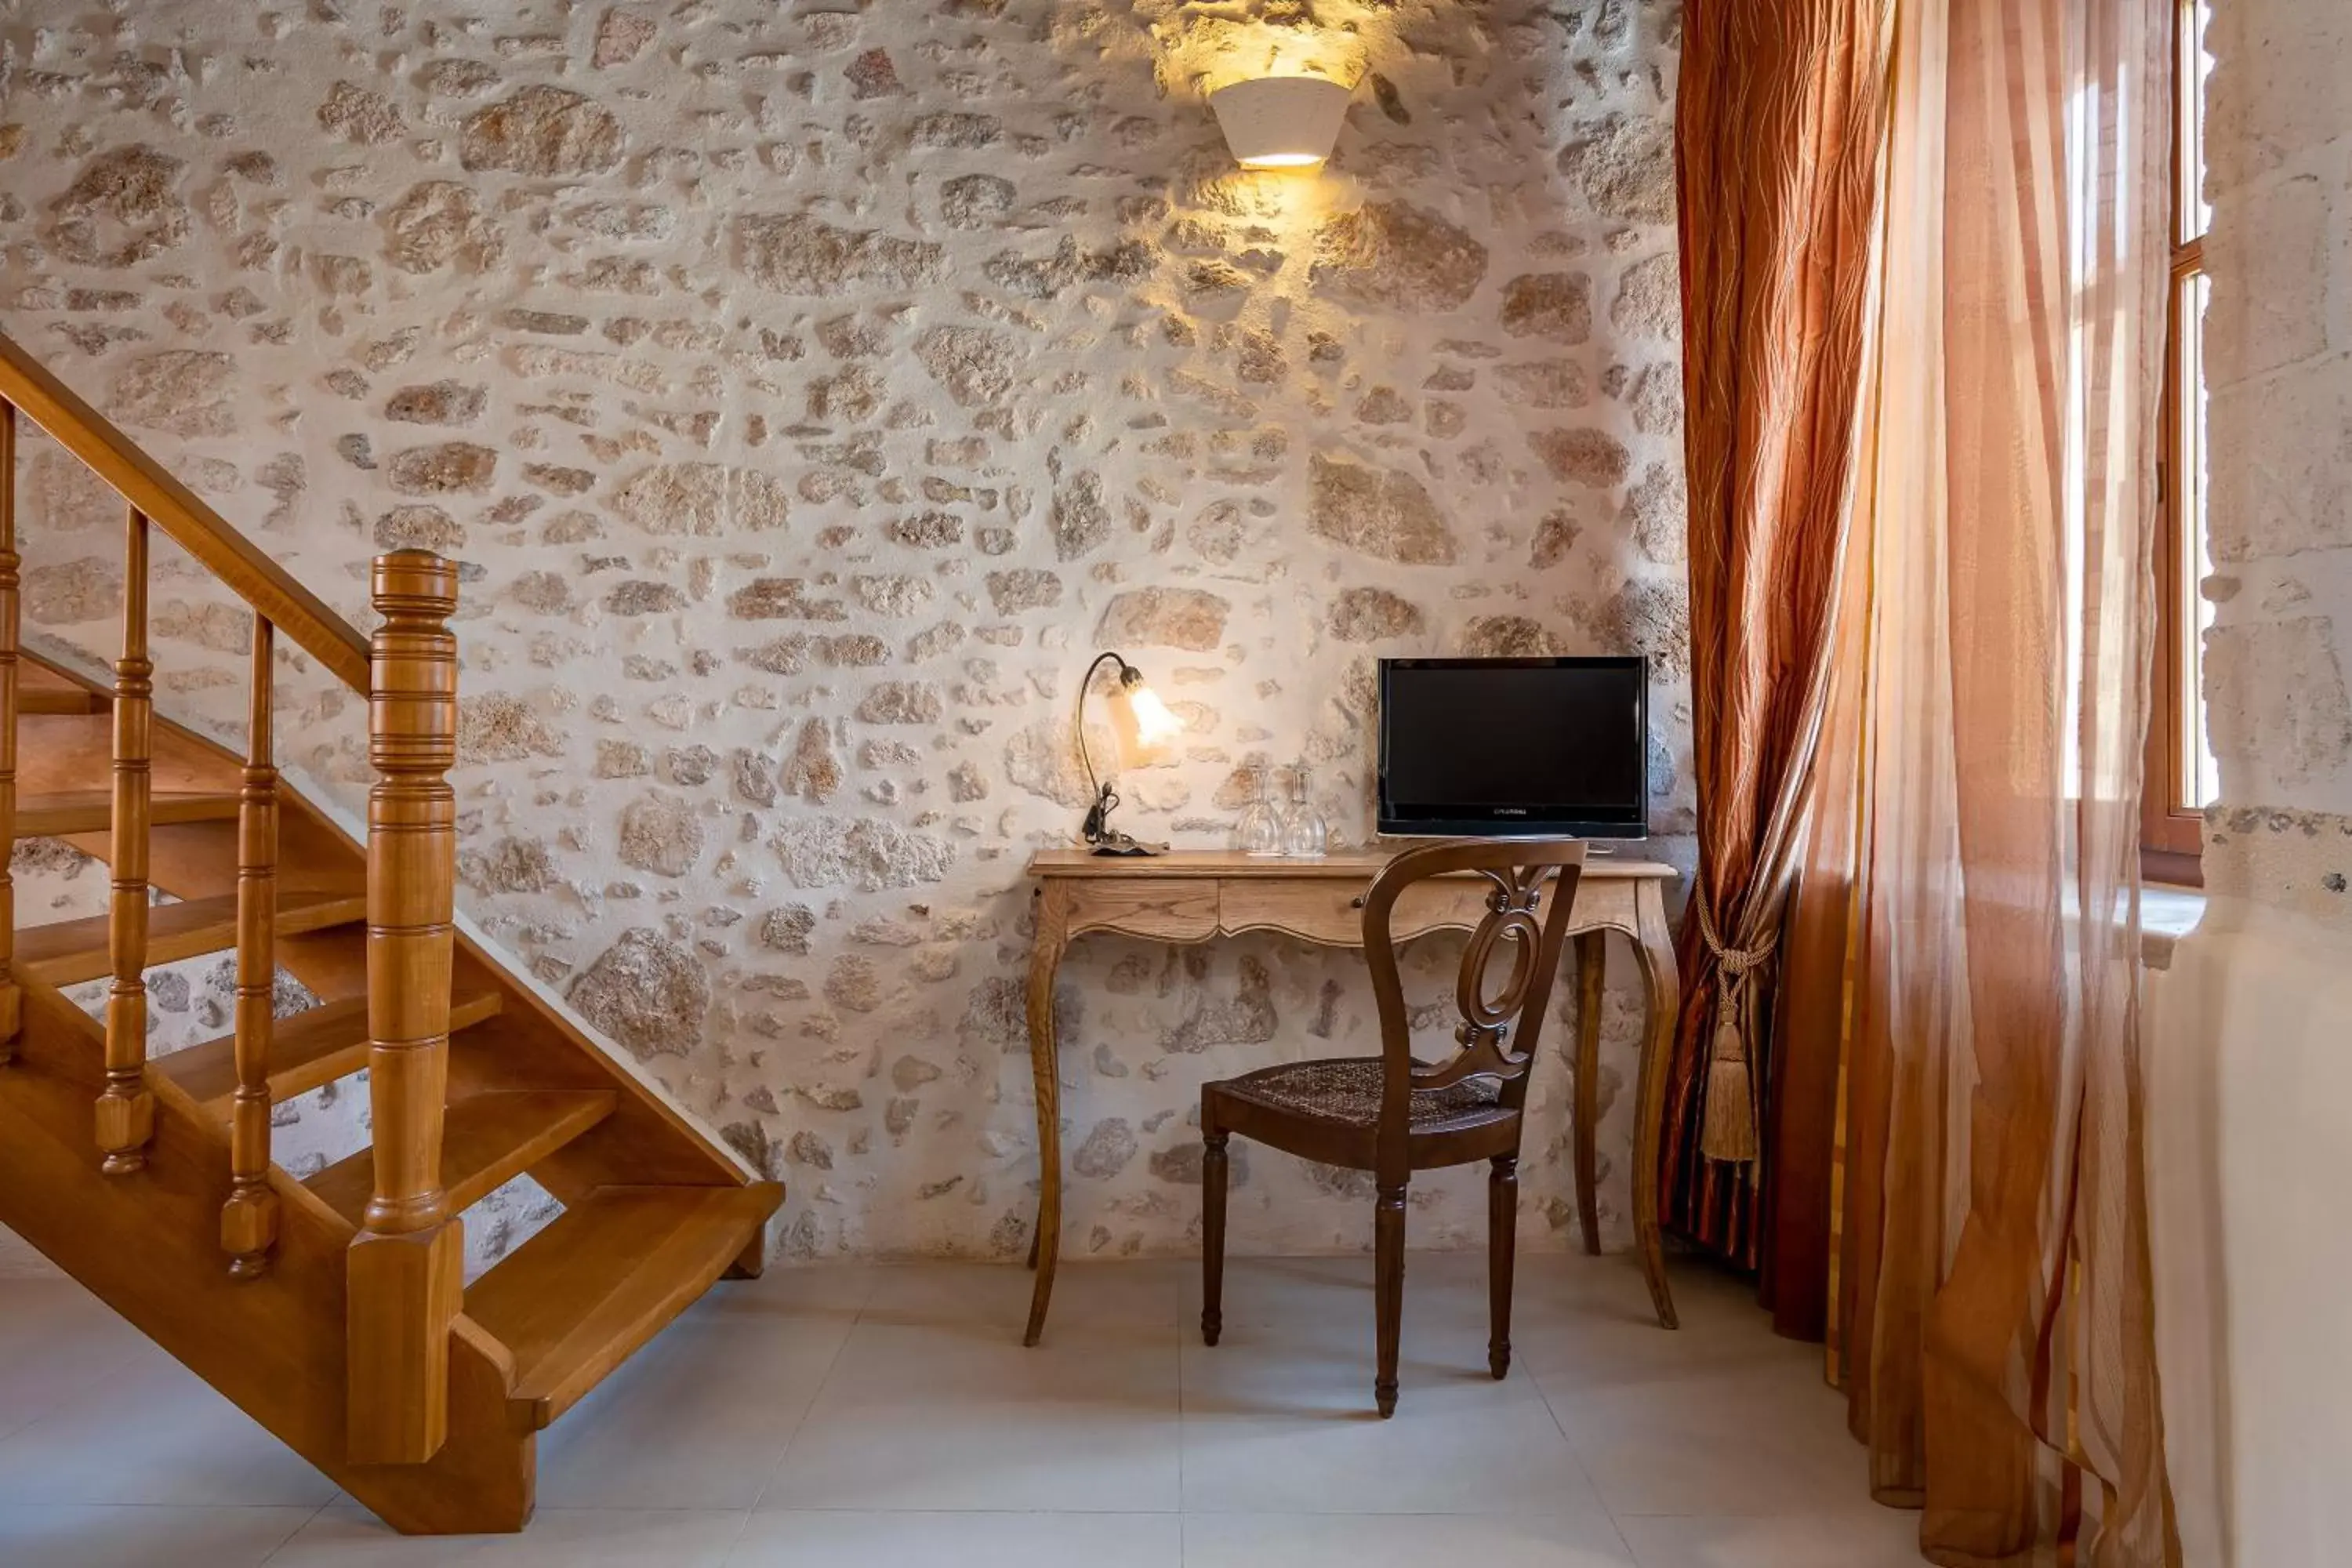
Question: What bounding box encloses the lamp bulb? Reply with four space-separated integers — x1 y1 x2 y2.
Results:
1124 681 1183 748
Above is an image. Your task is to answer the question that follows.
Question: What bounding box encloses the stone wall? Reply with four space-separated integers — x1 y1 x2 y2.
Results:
2150 12 2352 1552
0 0 1691 1267
2201 0 2352 917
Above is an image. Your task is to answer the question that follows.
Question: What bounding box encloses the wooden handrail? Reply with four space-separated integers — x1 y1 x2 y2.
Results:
0 399 18 1060
0 332 369 692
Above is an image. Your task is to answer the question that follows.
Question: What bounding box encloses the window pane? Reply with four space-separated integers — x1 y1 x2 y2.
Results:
2180 267 2216 809
2179 0 2212 244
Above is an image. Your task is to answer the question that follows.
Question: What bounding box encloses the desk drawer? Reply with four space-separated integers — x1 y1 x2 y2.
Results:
1062 877 1220 942
1217 879 1494 946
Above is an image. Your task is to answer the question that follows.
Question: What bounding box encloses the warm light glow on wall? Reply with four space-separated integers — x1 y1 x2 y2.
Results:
1207 75 1354 171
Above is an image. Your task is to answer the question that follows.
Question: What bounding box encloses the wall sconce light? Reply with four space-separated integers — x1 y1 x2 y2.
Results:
1074 650 1182 857
1208 74 1354 170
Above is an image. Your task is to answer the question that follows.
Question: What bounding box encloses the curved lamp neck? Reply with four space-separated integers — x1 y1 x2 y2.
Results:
1076 650 1136 800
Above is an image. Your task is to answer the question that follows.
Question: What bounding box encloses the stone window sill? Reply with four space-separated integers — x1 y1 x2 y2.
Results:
2142 883 2207 972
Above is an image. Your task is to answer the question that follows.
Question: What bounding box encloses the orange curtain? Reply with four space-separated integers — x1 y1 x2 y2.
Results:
1663 0 1893 1279
1808 0 2181 1562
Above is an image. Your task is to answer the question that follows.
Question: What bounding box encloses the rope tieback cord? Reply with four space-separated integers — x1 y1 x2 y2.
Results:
1693 877 1773 1163
1694 888 1776 978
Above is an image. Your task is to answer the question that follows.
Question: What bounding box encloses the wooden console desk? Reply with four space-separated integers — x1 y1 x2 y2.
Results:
1022 849 1682 1346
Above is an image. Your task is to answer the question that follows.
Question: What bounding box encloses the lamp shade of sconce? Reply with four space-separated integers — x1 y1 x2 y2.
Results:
1208 74 1353 169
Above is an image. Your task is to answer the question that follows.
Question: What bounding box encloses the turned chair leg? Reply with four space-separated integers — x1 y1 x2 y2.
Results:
1488 1154 1519 1379
1201 1127 1229 1346
1374 1181 1406 1417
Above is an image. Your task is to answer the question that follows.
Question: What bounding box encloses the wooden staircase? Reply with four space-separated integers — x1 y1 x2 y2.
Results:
0 332 782 1533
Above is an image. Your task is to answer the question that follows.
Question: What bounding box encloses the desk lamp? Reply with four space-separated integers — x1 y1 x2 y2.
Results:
1075 651 1181 856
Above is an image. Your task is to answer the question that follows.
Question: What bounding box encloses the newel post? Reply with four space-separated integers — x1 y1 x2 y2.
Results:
347 550 461 1465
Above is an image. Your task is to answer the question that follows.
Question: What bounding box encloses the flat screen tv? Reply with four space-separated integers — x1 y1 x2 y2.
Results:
1377 656 1648 840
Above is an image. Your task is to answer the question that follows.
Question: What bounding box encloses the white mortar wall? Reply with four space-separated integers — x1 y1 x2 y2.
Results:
2150 4 2352 1562
2198 0 2352 906
0 0 1693 1269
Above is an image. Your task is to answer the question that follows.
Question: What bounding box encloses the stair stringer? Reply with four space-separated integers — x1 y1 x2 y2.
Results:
0 977 535 1534
17 648 765 1209
289 771 766 1202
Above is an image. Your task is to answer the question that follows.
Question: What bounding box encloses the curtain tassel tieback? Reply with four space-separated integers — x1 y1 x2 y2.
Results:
1693 884 1772 1165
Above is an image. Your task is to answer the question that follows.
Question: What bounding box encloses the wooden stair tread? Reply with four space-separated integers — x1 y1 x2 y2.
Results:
20 687 107 714
156 989 503 1111
17 789 241 837
466 1184 782 1428
306 1090 615 1228
16 890 368 988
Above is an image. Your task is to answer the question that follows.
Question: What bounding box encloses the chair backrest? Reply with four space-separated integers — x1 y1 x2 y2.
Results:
1359 839 1588 1155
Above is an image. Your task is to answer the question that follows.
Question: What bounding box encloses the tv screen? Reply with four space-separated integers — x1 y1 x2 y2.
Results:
1377 657 1648 840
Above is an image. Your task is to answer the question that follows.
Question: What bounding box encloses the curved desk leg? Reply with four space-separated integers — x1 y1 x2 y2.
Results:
1571 930 1606 1258
1023 881 1072 1347
1630 887 1682 1330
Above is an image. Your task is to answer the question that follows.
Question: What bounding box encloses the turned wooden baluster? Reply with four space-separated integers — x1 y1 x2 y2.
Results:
347 551 461 1465
0 398 18 1062
96 505 155 1174
221 619 279 1278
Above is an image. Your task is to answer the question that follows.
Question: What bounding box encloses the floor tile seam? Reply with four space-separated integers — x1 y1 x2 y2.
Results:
1602 1503 1907 1520
746 1502 1187 1516
748 1504 1185 1515
1173 1508 1645 1519
1171 1258 1190 1512
251 1497 335 1566
711 1504 757 1566
0 1348 143 1447
741 1272 898 1514
0 1501 325 1513
1175 1503 1620 1518
1489 1346 1646 1562
1174 1511 1647 1564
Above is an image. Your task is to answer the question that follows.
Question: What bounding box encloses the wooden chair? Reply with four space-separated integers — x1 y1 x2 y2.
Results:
1198 839 1587 1417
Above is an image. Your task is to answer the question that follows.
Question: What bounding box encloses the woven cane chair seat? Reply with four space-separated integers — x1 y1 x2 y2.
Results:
1214 1057 1505 1132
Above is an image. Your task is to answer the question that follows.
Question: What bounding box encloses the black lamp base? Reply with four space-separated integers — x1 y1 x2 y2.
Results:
1088 830 1167 858
1081 782 1167 857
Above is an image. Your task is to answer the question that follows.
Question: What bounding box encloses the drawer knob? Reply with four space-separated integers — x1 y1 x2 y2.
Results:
1349 895 1367 909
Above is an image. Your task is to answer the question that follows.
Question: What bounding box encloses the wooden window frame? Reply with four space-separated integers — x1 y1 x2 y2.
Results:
2142 0 2208 887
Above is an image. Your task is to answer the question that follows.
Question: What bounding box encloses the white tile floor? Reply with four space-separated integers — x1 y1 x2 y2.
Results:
0 1249 1926 1566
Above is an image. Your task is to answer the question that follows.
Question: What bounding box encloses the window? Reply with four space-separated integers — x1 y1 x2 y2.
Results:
2143 0 2214 885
